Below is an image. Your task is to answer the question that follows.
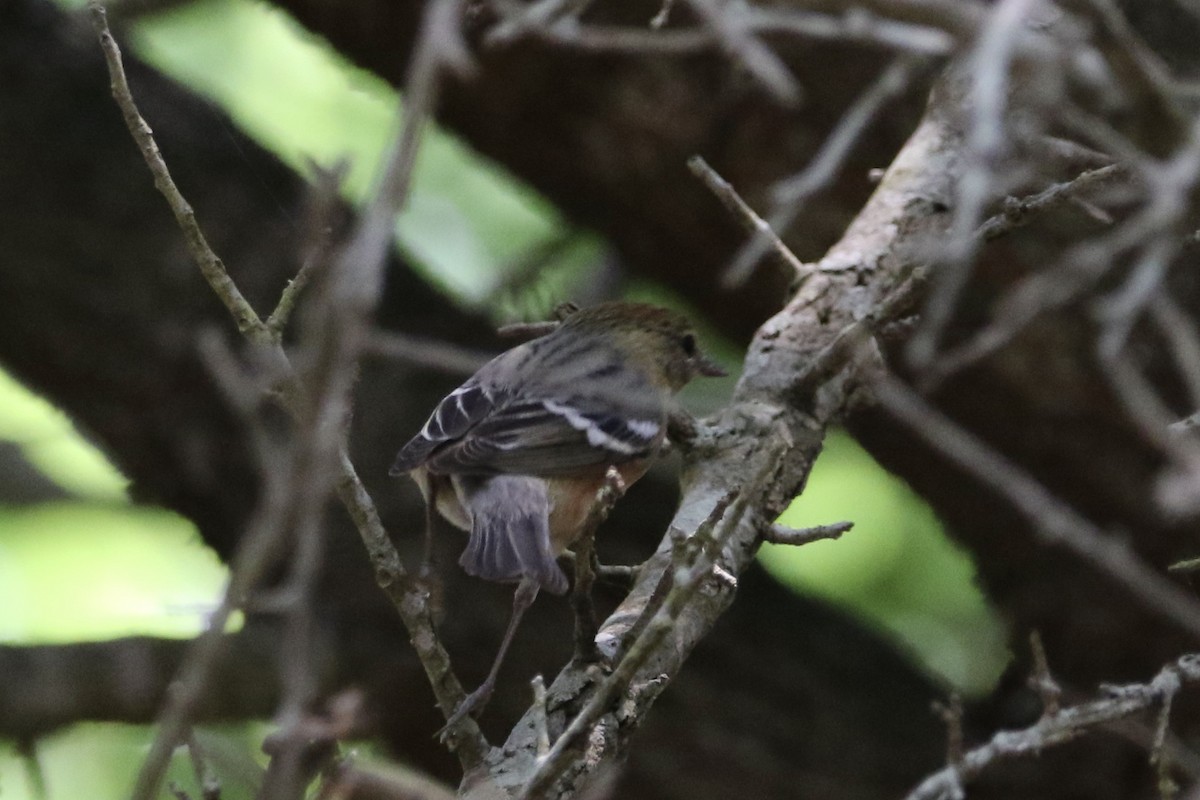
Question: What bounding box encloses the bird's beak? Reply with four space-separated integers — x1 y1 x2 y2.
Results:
696 353 728 378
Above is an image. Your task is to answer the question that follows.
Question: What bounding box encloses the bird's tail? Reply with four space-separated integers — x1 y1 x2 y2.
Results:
458 475 569 595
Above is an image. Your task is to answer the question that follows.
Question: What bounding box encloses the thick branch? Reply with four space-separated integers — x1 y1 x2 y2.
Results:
461 70 966 799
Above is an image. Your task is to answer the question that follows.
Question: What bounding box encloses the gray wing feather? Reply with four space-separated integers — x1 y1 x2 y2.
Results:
389 380 492 475
391 337 663 478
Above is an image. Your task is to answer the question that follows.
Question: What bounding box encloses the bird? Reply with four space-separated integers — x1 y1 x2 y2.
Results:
390 301 726 730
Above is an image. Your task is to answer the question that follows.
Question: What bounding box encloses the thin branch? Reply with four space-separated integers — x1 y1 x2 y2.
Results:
1151 682 1178 798
907 0 1039 369
905 654 1200 800
1171 413 1200 436
1028 631 1062 717
265 160 350 337
649 0 674 29
773 55 926 212
528 7 958 56
185 732 222 800
1101 350 1200 519
763 520 853 546
1152 295 1200 417
679 0 802 107
324 758 456 800
1095 239 1177 358
727 55 925 284
364 330 492 375
129 471 297 800
875 375 1200 640
87 3 490 792
686 156 808 289
88 2 267 343
572 467 627 662
974 164 1126 242
531 674 550 760
919 155 1196 391
496 320 561 340
486 0 596 45
932 694 964 769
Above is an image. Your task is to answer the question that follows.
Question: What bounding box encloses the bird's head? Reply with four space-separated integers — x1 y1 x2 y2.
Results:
559 302 727 392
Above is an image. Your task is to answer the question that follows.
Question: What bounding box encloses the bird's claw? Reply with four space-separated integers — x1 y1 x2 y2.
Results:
435 683 495 742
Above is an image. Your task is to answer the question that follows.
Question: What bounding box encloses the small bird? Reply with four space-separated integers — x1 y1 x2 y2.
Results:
390 301 725 728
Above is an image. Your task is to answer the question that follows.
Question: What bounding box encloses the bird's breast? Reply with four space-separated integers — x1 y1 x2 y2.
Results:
545 459 650 554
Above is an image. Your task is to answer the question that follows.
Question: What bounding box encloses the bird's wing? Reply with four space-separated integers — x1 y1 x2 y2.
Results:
390 380 663 477
389 379 493 474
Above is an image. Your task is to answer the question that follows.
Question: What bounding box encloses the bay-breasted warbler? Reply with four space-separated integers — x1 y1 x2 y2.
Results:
391 301 725 592
390 301 724 726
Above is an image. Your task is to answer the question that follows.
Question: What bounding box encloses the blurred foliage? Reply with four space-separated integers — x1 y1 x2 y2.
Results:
127 0 604 309
760 430 1009 693
0 370 127 501
0 724 269 800
0 371 227 642
0 371 236 798
1 0 1009 796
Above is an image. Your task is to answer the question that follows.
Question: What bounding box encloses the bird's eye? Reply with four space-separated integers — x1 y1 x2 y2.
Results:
681 333 697 356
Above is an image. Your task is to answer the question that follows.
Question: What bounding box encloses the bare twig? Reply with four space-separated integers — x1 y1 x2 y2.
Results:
572 467 628 662
649 0 674 28
773 54 927 205
905 654 1200 800
528 7 958 57
727 55 925 284
496 320 562 340
1152 296 1200 417
974 164 1126 242
680 0 802 107
686 155 808 289
531 674 550 760
923 115 1200 389
485 0 596 45
185 731 221 800
88 2 266 342
265 160 350 337
1096 239 1177 357
1028 631 1062 717
323 758 457 800
932 694 964 767
1171 414 1200 436
763 520 853 546
1151 680 1179 800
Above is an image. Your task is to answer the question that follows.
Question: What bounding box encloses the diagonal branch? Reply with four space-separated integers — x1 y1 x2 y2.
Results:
86 3 490 795
875 375 1200 640
460 58 970 800
905 654 1200 800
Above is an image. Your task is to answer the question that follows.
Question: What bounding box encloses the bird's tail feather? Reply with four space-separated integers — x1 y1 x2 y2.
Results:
459 476 569 595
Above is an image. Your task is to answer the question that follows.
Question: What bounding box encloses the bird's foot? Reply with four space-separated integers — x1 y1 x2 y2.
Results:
436 681 495 742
